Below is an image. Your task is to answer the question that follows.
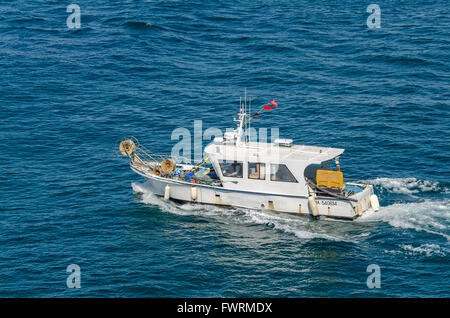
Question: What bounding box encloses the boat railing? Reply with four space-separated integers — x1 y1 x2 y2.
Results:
306 178 358 202
120 137 221 187
153 153 200 165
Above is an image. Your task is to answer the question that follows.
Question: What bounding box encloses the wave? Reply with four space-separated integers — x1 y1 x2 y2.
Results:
368 177 443 195
384 243 448 258
358 199 450 241
400 243 448 257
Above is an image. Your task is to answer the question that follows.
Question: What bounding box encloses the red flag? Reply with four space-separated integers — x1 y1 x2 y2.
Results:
263 105 272 110
270 99 278 107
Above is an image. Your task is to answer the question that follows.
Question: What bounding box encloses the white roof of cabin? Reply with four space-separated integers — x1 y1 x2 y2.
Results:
284 144 344 163
205 141 344 164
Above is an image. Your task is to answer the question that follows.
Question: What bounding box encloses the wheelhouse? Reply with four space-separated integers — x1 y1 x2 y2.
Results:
204 140 346 197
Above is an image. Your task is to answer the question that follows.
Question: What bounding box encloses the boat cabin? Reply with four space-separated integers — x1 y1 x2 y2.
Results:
205 138 345 197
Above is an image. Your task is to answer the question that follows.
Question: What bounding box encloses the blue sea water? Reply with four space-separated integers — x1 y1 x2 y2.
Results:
0 0 449 297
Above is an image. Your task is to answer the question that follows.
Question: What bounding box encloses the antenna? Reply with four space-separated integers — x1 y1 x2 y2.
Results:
244 89 246 143
240 96 242 114
249 96 251 143
244 89 248 143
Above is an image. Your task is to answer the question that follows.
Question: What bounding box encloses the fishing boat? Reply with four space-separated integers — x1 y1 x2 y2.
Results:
119 96 380 220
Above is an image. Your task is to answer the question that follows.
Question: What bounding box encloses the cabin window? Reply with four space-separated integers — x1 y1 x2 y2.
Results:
270 164 298 183
304 164 321 183
218 160 243 178
248 162 266 180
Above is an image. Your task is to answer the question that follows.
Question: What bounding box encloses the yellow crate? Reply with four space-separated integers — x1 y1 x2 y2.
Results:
316 170 343 188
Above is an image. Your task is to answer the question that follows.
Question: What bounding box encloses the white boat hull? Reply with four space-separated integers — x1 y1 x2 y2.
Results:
135 170 375 220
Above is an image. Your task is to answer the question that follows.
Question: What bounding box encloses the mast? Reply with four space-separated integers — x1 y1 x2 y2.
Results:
248 95 251 144
244 89 247 144
233 89 253 146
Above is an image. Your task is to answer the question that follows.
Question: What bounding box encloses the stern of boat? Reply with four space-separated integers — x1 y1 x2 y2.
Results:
345 182 380 217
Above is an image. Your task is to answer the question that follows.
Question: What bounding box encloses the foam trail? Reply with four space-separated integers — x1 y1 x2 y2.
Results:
133 182 205 215
237 208 350 242
131 182 146 194
363 177 449 241
369 177 442 195
400 244 448 257
358 199 450 241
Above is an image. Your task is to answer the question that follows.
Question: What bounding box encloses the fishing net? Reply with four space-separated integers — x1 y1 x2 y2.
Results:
119 139 136 157
161 158 176 173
